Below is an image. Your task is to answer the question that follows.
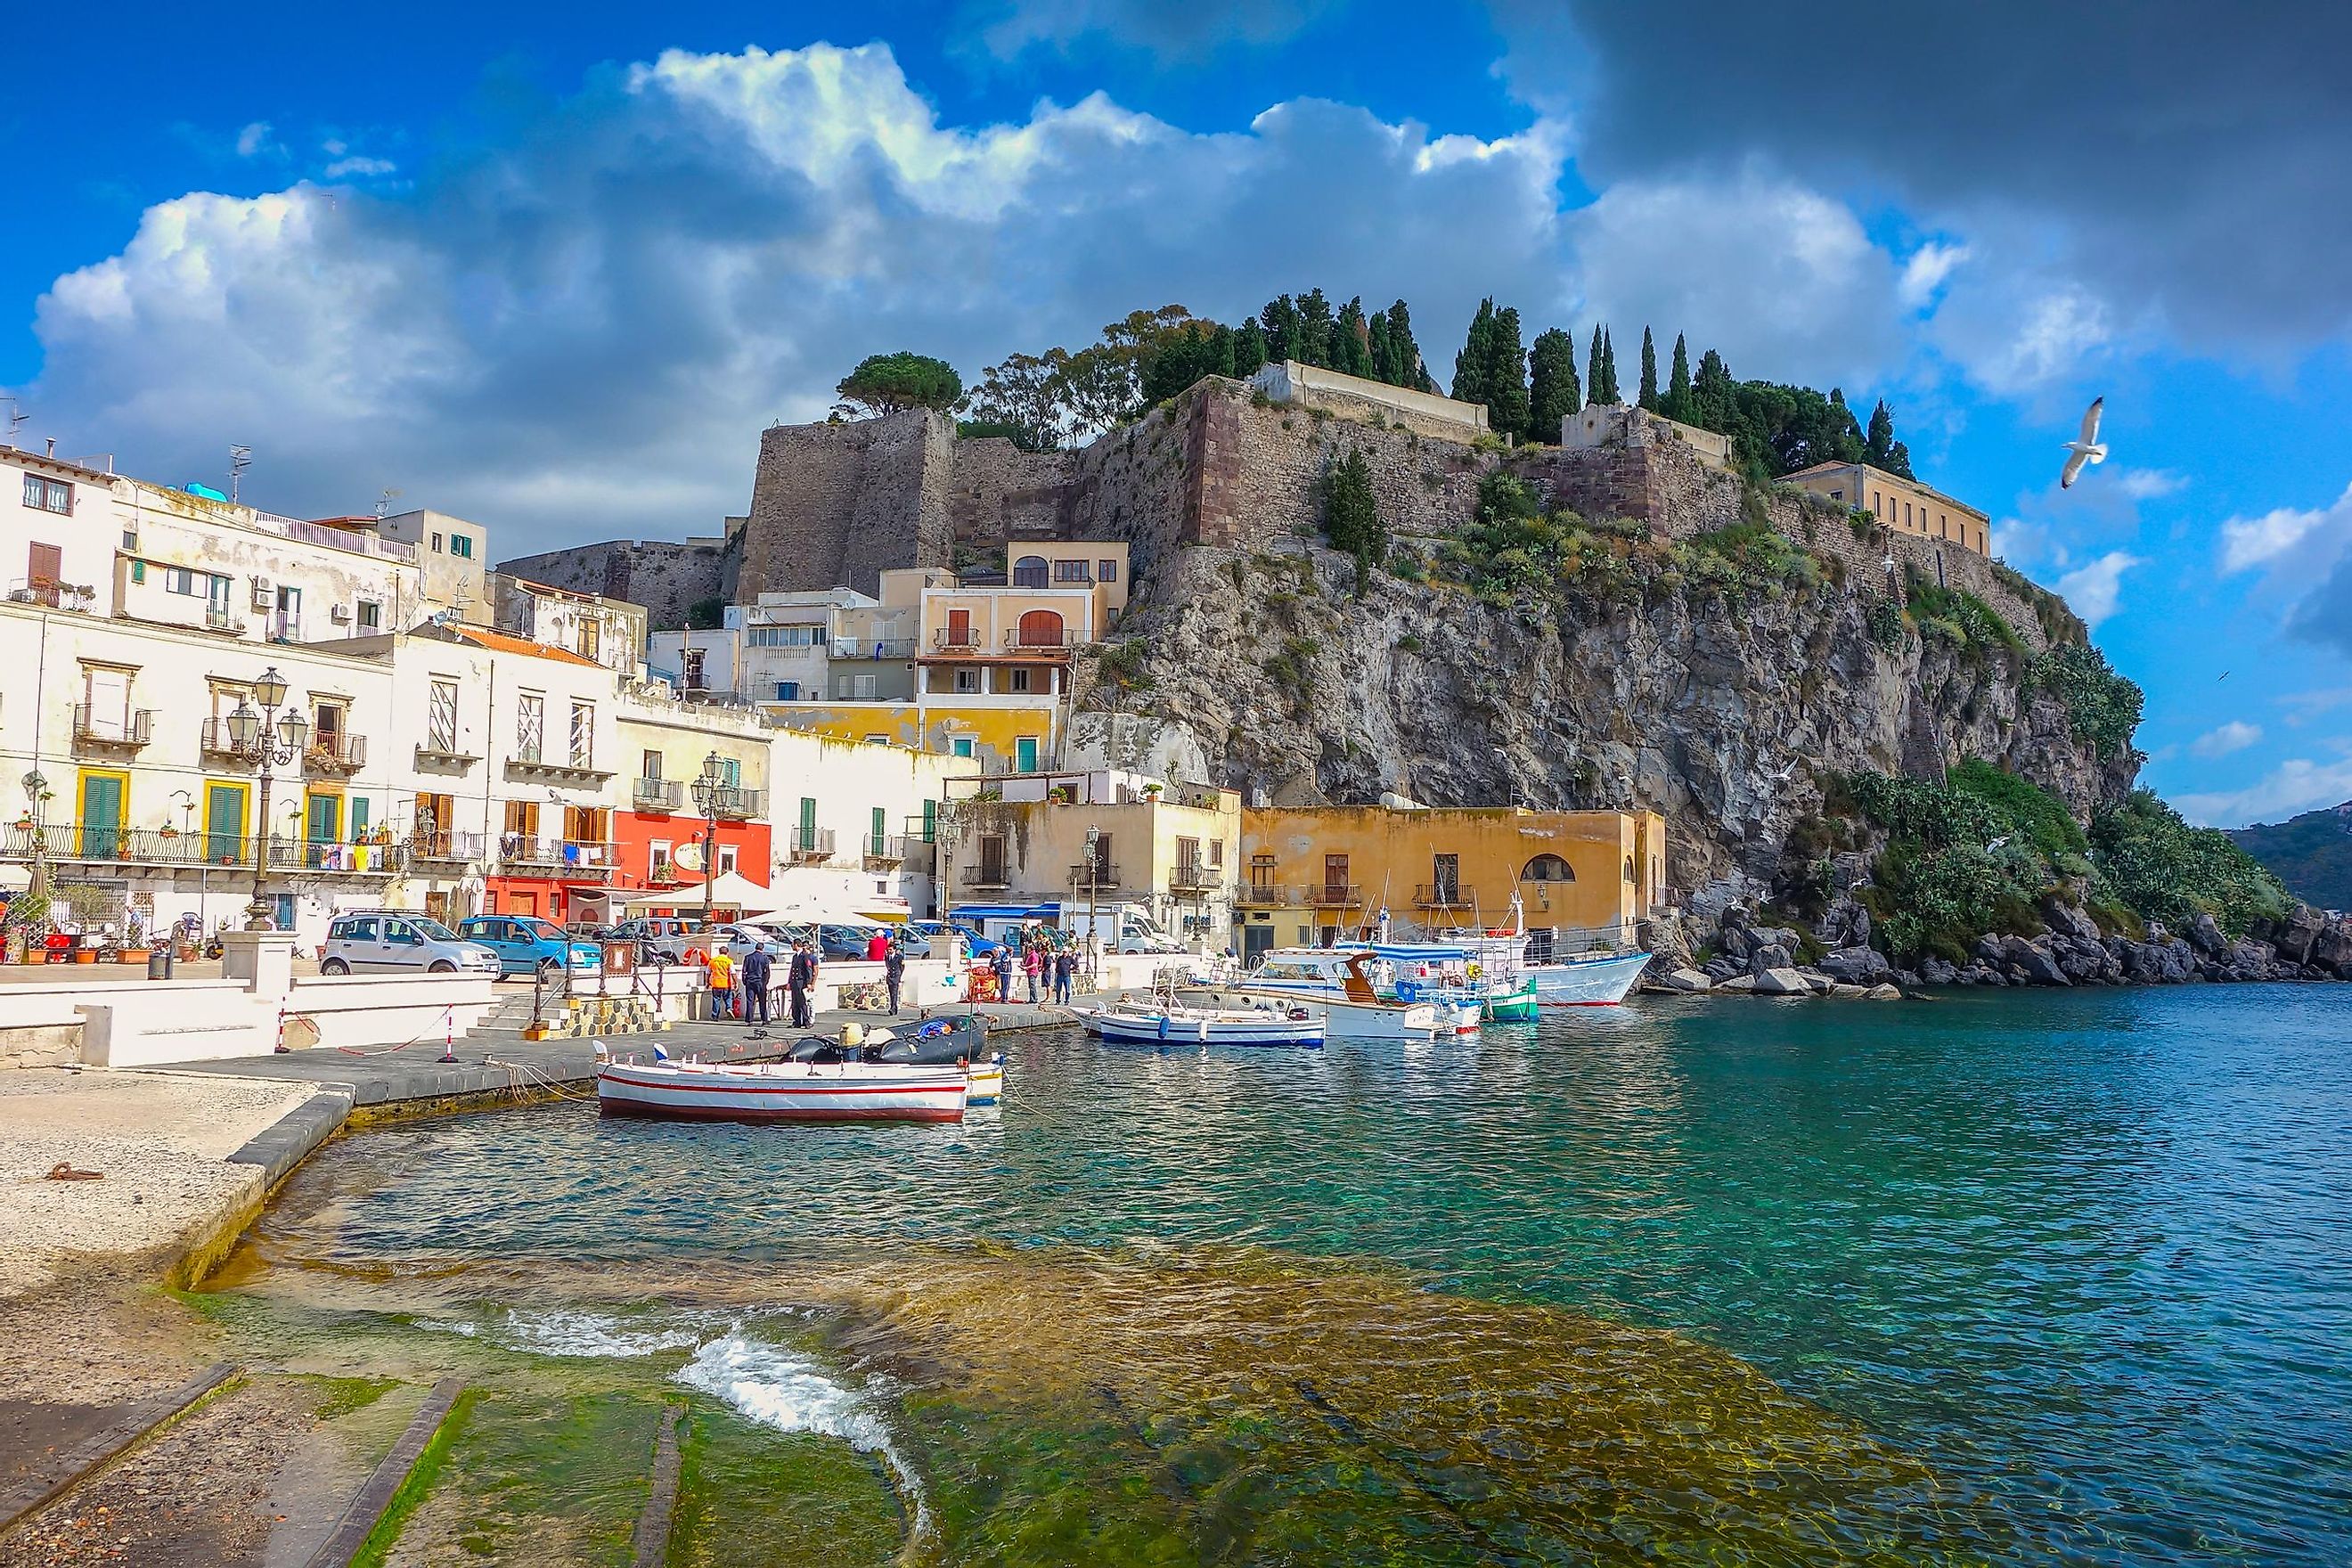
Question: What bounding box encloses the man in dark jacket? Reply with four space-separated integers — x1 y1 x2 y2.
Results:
884 939 905 1014
788 941 817 1029
741 943 774 1025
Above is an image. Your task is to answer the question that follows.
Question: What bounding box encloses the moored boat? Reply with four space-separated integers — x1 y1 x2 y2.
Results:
597 1054 968 1123
1524 950 1652 1006
1226 949 1451 1041
1077 995 1326 1048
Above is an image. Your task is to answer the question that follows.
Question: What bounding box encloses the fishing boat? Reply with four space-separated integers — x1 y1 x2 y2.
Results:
596 1050 968 1124
1227 950 1450 1041
1435 915 1653 1009
1076 993 1326 1048
789 1016 1003 1105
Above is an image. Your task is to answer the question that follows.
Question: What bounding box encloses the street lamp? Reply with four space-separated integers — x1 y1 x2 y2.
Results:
688 751 725 928
226 666 309 931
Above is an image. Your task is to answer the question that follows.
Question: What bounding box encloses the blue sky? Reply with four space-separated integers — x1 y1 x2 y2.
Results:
4 0 2349 826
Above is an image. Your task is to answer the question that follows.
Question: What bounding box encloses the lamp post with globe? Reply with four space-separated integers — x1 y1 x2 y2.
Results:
688 751 725 930
225 666 309 932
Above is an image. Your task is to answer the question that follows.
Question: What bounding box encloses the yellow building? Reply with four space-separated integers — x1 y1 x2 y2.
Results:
1236 804 1667 962
1782 461 1989 554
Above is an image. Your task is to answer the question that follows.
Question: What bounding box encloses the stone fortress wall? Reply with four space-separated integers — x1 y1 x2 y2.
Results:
493 536 729 632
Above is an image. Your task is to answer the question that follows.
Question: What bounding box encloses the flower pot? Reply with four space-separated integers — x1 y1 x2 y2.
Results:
71 949 98 964
118 948 151 965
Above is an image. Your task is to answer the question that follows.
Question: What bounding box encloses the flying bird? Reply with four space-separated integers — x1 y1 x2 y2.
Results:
2061 396 2108 488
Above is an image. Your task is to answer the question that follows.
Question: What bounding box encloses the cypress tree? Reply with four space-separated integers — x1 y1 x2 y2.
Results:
1260 297 1299 366
1866 400 1897 467
1335 296 1372 378
1232 318 1268 378
1368 312 1395 384
1297 288 1335 368
1385 300 1431 391
1586 326 1606 407
1209 323 1237 380
1664 332 1692 420
1637 327 1659 411
1600 328 1619 404
1526 327 1579 442
1485 306 1531 441
1453 298 1497 408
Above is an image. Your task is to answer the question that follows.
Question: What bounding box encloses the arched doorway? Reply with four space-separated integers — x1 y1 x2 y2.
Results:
1017 608 1066 648
1012 554 1048 589
1521 853 1573 883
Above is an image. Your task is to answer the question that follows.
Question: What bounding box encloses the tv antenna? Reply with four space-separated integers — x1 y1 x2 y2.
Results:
0 397 26 445
229 445 253 503
376 487 403 521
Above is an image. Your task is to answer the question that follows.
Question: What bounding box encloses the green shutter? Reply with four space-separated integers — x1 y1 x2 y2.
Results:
205 784 247 864
78 774 124 859
871 806 886 854
351 797 370 837
921 800 937 844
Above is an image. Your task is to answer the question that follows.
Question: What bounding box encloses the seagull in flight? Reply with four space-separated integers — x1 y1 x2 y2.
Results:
2061 396 2108 489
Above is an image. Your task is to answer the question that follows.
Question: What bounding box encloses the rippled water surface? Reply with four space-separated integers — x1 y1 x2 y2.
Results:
230 986 2352 1564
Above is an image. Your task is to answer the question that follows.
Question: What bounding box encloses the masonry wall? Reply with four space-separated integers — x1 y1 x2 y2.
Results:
493 540 725 632
738 411 955 598
946 437 1073 564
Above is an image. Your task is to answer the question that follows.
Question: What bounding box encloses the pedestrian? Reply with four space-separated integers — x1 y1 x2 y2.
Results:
884 938 905 1015
788 940 817 1029
742 941 773 1025
867 927 890 964
1054 947 1074 1006
1022 939 1042 1004
992 943 1014 1001
706 945 735 1021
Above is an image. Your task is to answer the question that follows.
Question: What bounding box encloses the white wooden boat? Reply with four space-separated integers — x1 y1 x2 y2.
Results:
597 1054 968 1124
1525 950 1652 1006
1078 995 1325 1048
1226 950 1450 1041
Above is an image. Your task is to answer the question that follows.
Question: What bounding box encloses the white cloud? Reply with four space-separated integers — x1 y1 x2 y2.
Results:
2113 468 2186 501
234 121 276 159
2053 550 2140 628
15 44 1601 554
2219 482 2352 573
2176 754 2352 829
2190 720 2262 759
1898 241 1968 308
323 156 397 179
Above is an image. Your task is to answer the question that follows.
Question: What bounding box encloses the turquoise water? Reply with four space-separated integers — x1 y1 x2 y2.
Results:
236 986 2352 1564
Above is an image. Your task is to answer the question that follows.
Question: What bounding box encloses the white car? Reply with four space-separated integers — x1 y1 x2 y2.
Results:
321 911 501 976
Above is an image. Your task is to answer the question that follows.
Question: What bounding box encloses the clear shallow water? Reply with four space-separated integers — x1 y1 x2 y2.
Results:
232 986 2352 1564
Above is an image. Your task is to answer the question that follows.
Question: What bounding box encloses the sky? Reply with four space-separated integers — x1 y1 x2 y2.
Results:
3 0 2349 827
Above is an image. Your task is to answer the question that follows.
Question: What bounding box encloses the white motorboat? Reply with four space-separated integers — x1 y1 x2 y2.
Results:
596 1051 968 1124
1078 994 1326 1048
1226 950 1451 1041
1524 950 1652 1006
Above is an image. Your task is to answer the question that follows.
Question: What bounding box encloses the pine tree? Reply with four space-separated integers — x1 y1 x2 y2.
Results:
1485 306 1531 441
1260 297 1300 366
1297 288 1335 368
1587 326 1605 407
1232 319 1268 379
1385 300 1432 390
1664 332 1692 421
1368 312 1394 384
1637 327 1659 411
1527 327 1579 441
1453 298 1497 407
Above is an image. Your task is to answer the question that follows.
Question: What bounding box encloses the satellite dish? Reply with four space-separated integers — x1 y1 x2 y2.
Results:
674 841 705 873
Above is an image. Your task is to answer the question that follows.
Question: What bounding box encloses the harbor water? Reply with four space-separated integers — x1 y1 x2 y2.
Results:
209 985 2352 1564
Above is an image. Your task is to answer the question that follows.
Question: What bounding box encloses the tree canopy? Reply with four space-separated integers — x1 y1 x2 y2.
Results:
833 352 964 417
1527 328 1580 442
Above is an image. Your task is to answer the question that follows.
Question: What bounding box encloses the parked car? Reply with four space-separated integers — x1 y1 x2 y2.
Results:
608 917 713 964
456 915 603 976
712 923 793 963
946 920 1003 957
896 921 958 960
321 911 502 976
814 923 886 960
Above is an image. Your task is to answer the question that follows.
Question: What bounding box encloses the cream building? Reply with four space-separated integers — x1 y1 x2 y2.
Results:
1782 461 1990 555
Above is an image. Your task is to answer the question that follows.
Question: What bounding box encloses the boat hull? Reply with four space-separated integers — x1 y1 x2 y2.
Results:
1527 951 1652 1006
965 1062 1005 1105
1081 1007 1325 1047
1482 979 1541 1023
597 1062 968 1123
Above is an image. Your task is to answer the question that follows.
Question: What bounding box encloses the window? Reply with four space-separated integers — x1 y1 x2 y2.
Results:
747 625 819 647
1009 668 1033 693
430 532 444 553
649 840 674 878
1624 856 1637 883
1087 832 1114 882
22 475 71 514
1323 853 1351 897
569 700 594 767
718 756 741 787
921 799 937 843
946 608 973 645
774 682 800 700
1014 736 1039 772
451 534 473 559
313 699 345 751
1016 608 1064 648
1053 559 1091 584
1828 489 1843 502
951 738 974 759
1208 839 1222 867
428 679 460 752
503 799 540 837
517 693 544 762
641 749 663 780
1249 853 1276 894
415 790 455 851
978 835 1007 884
564 804 607 845
1432 853 1461 902
27 541 60 588
1012 555 1048 589
1522 853 1573 882
129 560 145 584
871 806 886 853
717 846 738 873
953 669 981 694
356 600 381 631
1098 559 1118 583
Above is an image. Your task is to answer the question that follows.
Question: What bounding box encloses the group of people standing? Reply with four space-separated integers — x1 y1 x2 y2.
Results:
990 928 1080 1007
700 938 826 1029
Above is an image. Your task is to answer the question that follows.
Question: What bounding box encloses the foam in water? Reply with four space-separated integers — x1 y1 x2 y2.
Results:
675 1331 927 1535
417 1306 706 1359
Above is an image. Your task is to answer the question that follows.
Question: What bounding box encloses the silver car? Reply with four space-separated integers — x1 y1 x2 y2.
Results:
321 911 502 976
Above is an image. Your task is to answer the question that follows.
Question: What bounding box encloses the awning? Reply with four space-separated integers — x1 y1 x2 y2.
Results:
613 870 779 915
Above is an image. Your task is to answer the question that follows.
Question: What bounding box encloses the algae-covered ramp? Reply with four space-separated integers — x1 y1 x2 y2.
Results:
308 1376 465 1567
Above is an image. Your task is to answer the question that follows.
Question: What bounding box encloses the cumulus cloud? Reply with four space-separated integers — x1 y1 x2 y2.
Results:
968 0 1336 60
12 44 1605 556
2214 481 2352 657
2190 721 2262 760
2053 551 2140 628
1897 241 1968 309
2177 753 2352 829
1491 2 2352 362
234 121 277 159
2113 469 2187 501
2218 485 2351 573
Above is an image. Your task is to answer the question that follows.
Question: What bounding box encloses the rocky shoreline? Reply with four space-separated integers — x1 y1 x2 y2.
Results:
1644 901 2352 996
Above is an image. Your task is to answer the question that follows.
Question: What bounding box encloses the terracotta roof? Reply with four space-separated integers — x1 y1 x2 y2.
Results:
442 624 608 669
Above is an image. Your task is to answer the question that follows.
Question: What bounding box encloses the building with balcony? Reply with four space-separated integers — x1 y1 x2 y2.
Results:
605 681 777 924
938 767 1240 948
493 573 648 676
1236 803 1668 963
1780 460 1990 555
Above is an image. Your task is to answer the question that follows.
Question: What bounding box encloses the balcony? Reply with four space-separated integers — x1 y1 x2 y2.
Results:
708 786 764 822
266 612 304 644
786 826 836 863
1004 629 1077 652
409 829 487 870
495 836 617 878
0 822 399 876
831 637 917 659
1414 885 1475 910
1068 862 1122 891
198 718 255 765
862 833 910 867
932 628 981 652
505 752 616 788
1312 884 1364 908
305 732 367 778
963 863 1010 891
1170 861 1222 894
414 735 480 772
1237 881 1292 907
72 706 153 753
633 777 685 812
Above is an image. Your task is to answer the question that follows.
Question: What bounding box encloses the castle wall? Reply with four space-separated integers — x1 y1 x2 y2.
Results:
1247 360 1490 443
492 539 725 632
947 437 1072 563
738 410 953 598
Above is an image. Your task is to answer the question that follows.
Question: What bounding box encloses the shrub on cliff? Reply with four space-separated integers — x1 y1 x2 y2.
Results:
2029 644 2144 760
2091 789 2294 936
1834 764 2084 960
1905 575 2026 662
1320 448 1387 590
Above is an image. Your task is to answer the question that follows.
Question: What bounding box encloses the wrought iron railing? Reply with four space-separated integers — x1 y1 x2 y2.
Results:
0 821 401 874
1414 885 1474 909
306 732 366 774
634 777 684 811
787 826 835 860
72 706 152 748
1313 884 1364 907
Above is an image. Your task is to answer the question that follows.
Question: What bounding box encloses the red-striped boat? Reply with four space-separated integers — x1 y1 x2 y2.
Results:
595 1054 968 1124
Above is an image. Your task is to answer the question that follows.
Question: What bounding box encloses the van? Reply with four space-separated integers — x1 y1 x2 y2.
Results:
321 911 502 976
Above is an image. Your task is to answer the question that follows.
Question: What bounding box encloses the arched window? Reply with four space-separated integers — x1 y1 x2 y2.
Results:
1624 856 1637 883
1012 555 1048 589
1521 853 1573 883
1017 608 1065 648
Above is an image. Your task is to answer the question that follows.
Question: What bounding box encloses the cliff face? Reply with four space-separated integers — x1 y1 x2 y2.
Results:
1081 543 2132 909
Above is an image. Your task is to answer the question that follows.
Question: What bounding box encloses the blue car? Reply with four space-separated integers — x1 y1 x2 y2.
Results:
947 920 1003 957
456 915 603 976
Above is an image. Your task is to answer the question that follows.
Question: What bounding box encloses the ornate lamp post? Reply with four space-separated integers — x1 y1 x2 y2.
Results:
688 751 724 928
225 666 309 932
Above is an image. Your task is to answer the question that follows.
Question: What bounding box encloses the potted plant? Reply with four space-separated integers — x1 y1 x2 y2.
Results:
1047 785 1074 804
1142 783 1164 800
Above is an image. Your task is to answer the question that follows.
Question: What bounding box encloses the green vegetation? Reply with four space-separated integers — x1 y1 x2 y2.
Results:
1319 448 1386 589
1905 574 2027 660
1097 640 1152 692
2094 789 2295 936
685 597 724 631
672 1402 902 1568
1637 327 1660 411
832 352 963 417
1527 327 1579 438
1263 636 1318 690
350 1391 479 1568
2029 643 2144 759
1990 559 2090 647
2228 797 2352 910
1832 765 2085 963
1451 299 1532 441
1865 593 1906 653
